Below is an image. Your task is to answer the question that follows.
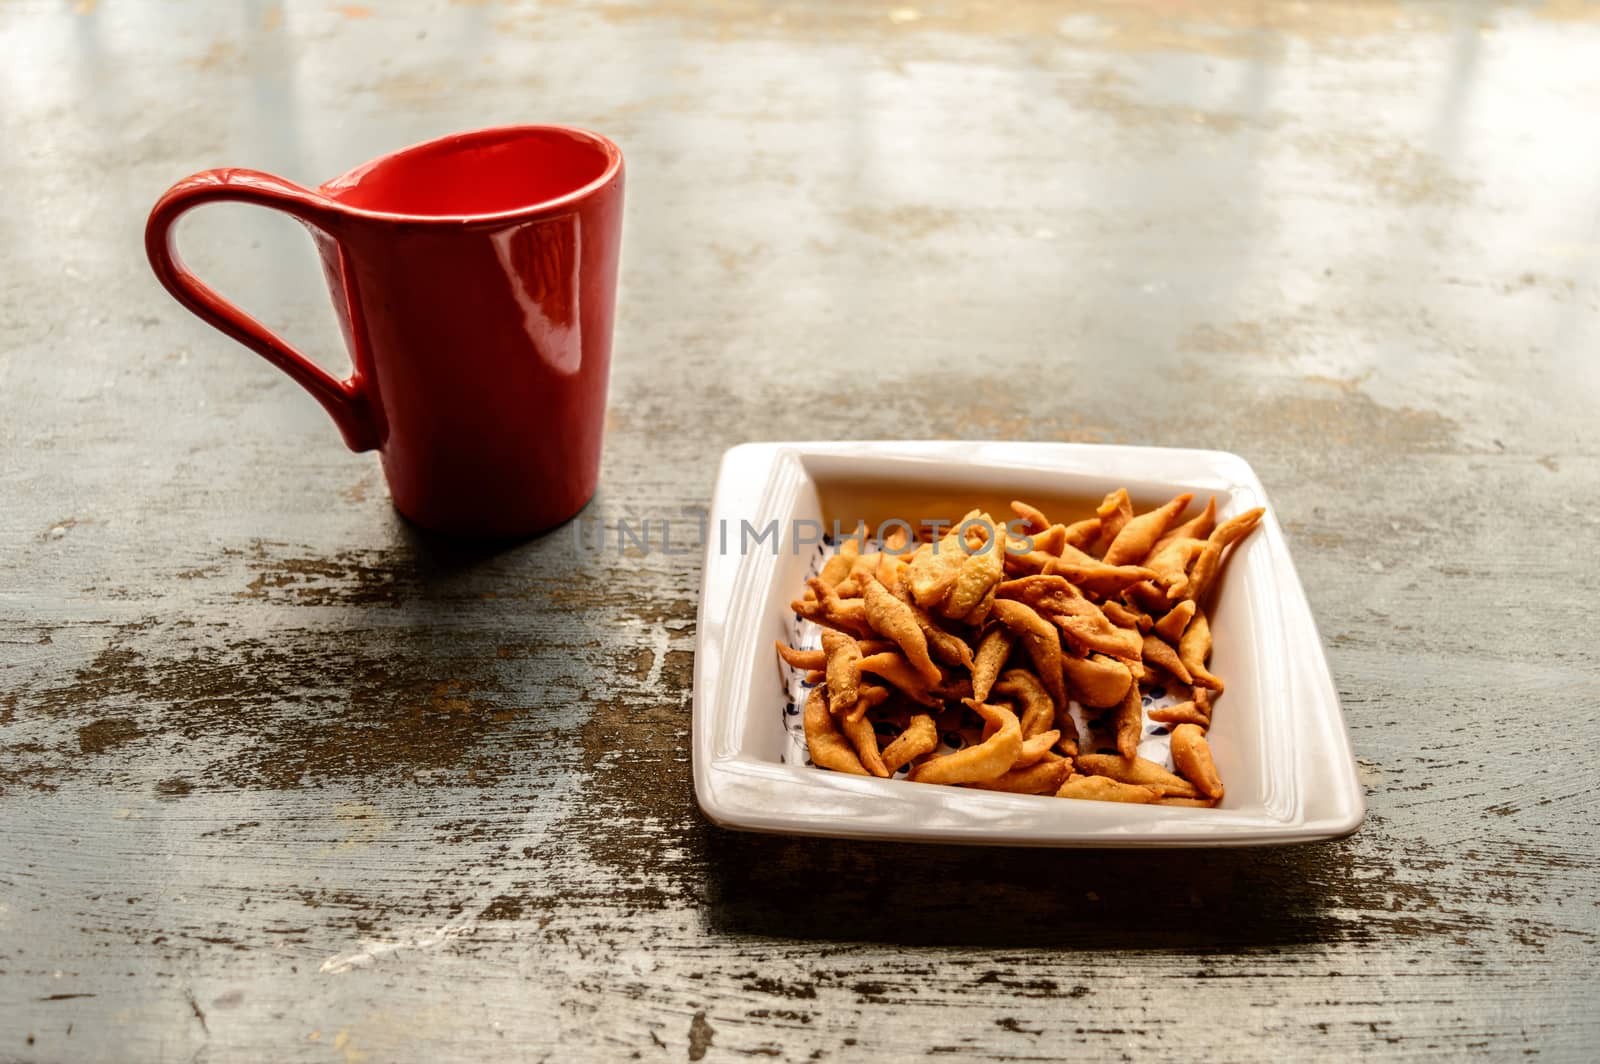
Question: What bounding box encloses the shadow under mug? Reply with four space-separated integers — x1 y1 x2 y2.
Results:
145 125 625 538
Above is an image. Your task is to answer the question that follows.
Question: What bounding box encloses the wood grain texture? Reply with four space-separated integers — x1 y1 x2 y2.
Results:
3 0 1599 1061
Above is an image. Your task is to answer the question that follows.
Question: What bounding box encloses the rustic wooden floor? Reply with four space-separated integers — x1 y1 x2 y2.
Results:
3 1 1598 1060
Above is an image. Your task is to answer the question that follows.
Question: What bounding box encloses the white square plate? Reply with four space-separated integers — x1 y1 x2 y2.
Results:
692 441 1364 847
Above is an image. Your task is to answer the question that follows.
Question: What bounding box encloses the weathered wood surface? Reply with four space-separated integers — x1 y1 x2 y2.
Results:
3 1 1599 1060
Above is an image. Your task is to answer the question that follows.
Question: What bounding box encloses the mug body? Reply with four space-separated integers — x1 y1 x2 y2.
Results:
320 127 624 537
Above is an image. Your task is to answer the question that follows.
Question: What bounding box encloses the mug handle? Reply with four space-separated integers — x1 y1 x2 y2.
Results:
144 168 380 452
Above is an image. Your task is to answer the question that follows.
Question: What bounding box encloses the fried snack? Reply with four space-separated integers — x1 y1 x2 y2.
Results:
817 526 864 587
1141 633 1192 685
971 628 1011 702
1143 536 1207 598
803 687 868 775
1014 729 1062 767
908 700 1023 784
798 577 874 637
820 630 862 715
1101 600 1150 631
1147 700 1210 727
1184 506 1265 604
1075 753 1199 799
1062 517 1101 550
1009 499 1050 534
1028 523 1068 555
1091 489 1134 556
774 642 826 670
945 515 1006 620
993 669 1058 741
1170 723 1224 799
1044 545 1159 597
1158 495 1217 547
880 713 938 773
842 683 892 725
874 548 904 590
857 651 941 706
841 711 890 778
1061 652 1133 708
969 759 1071 795
1056 773 1160 803
1178 609 1223 692
787 490 1263 810
1151 599 1196 643
998 575 1142 660
1104 492 1194 567
861 575 942 684
1113 677 1143 759
907 512 976 610
989 598 1066 708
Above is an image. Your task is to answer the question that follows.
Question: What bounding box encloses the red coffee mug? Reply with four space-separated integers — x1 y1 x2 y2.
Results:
146 125 624 537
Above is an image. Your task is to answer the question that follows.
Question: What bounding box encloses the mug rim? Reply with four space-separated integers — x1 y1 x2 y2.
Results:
317 124 623 225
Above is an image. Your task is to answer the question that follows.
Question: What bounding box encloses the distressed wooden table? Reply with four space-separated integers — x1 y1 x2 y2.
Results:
3 1 1598 1060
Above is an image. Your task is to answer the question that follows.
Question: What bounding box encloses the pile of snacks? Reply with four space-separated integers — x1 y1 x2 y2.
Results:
776 492 1263 806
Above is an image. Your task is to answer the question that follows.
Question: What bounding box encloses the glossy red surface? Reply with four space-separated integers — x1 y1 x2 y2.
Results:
145 126 625 537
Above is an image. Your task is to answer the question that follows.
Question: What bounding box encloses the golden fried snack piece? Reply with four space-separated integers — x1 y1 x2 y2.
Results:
1141 633 1193 685
775 642 826 671
1091 489 1134 557
1013 729 1062 767
919 612 976 671
1075 753 1200 799
1104 492 1194 567
1184 506 1265 603
875 548 904 589
881 524 911 553
969 759 1071 795
1044 545 1160 597
840 711 890 778
971 628 1012 702
1178 609 1224 692
1062 517 1101 551
817 527 864 587
1009 499 1050 535
1156 796 1220 808
1147 700 1210 728
857 651 942 706
1061 652 1132 708
1157 495 1217 548
993 668 1059 742
803 687 868 775
1171 723 1224 799
1123 579 1171 615
1000 576 1142 660
1101 600 1150 632
989 598 1066 709
908 701 1023 785
1028 523 1067 556
1114 677 1143 759
1055 773 1160 803
796 577 875 638
880 713 938 773
1193 685 1213 718
945 514 1006 621
842 683 892 725
1151 599 1196 643
861 575 942 684
1142 536 1207 598
820 629 863 715
907 511 978 609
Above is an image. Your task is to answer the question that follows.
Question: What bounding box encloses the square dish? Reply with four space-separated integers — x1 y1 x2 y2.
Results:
691 441 1364 847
